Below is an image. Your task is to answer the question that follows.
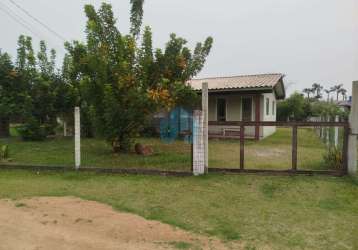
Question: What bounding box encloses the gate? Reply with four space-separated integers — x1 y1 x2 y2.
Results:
207 121 349 176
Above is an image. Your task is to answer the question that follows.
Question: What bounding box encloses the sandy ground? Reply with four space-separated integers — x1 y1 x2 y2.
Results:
0 197 238 250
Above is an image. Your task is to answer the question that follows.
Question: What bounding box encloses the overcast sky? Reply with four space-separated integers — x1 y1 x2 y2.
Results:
0 0 357 95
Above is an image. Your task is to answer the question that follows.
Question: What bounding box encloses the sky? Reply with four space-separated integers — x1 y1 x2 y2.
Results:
0 0 357 95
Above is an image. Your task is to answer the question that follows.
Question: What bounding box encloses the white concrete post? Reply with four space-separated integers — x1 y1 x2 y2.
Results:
348 81 357 175
63 121 67 137
202 82 209 173
74 107 81 170
192 110 205 175
326 116 330 147
334 116 339 148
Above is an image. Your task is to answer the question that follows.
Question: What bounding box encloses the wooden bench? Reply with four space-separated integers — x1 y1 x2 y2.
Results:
223 128 241 136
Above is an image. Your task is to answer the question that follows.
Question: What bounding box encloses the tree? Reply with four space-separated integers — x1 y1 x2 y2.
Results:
302 88 314 99
311 83 323 99
277 92 311 121
130 0 145 38
338 88 347 100
331 84 343 101
0 51 29 137
65 3 213 152
324 88 333 102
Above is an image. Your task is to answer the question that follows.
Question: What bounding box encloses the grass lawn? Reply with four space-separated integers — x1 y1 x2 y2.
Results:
0 128 333 171
0 170 357 249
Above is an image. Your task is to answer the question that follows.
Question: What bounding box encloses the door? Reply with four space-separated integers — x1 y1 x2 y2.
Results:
217 98 226 122
242 97 252 121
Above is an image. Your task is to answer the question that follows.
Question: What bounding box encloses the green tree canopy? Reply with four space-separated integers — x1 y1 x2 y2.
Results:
64 3 213 152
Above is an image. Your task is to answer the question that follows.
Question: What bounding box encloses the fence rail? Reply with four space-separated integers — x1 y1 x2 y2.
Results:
208 120 350 175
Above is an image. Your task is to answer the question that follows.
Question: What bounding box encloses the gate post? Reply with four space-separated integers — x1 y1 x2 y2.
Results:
74 107 81 170
348 81 357 175
202 82 209 173
192 110 205 175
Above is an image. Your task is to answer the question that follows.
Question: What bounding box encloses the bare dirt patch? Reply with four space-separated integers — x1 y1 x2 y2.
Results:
0 197 238 250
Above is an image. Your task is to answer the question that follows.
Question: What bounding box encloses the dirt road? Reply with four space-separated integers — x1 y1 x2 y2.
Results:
0 197 236 250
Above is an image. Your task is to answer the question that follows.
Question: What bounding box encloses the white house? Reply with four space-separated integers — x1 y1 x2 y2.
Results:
188 73 286 139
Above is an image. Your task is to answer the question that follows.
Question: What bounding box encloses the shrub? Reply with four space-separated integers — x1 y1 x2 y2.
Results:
323 146 343 170
0 144 9 160
16 118 47 141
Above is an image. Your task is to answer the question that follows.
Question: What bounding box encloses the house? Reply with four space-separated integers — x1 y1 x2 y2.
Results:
188 73 286 140
337 97 352 112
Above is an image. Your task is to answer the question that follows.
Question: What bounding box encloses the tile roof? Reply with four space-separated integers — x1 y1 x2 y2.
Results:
188 73 284 91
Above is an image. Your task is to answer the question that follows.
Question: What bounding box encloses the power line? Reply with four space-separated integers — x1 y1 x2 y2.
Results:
0 3 42 40
0 1 64 50
8 0 66 42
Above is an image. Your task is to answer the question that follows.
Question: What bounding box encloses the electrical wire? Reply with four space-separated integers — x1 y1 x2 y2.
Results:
0 3 42 40
8 0 66 42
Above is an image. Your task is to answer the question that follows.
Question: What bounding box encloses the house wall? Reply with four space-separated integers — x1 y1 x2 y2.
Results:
261 93 277 137
207 92 278 139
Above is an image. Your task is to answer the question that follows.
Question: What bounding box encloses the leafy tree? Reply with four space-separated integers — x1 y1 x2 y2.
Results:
65 3 213 152
277 92 311 121
0 51 29 137
130 0 145 38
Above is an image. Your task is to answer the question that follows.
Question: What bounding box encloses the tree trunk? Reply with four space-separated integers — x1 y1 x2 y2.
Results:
0 118 10 138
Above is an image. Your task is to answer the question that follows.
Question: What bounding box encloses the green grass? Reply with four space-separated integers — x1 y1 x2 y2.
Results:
0 128 332 171
210 127 328 170
0 170 357 249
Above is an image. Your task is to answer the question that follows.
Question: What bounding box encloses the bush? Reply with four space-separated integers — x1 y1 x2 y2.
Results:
16 118 47 141
323 147 343 170
0 144 9 160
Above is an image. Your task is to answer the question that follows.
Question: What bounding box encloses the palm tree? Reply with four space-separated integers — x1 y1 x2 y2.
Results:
332 84 343 101
303 88 312 99
324 89 331 102
312 83 323 99
338 88 347 100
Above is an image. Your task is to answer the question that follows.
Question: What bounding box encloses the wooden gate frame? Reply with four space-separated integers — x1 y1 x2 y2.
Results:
208 121 349 176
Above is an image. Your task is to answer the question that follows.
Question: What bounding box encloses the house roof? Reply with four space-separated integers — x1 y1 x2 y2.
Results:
187 73 286 99
188 73 284 91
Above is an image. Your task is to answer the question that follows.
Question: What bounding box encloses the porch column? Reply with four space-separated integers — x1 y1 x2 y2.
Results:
254 95 260 140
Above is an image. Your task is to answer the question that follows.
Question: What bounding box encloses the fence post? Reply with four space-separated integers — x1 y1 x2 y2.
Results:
74 107 81 170
334 116 339 148
292 125 298 171
202 82 209 173
192 110 205 175
348 81 357 175
240 125 245 170
326 116 330 147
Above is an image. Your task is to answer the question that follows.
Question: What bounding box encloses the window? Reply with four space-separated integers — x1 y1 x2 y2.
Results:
272 101 275 115
217 98 226 121
266 98 270 116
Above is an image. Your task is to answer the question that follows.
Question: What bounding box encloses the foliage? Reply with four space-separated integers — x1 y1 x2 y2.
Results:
0 144 9 160
0 50 30 137
130 0 145 38
16 117 47 141
323 146 343 170
278 92 346 121
277 92 311 121
65 3 213 152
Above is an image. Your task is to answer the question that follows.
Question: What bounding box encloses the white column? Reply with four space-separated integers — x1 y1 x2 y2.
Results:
334 116 339 148
74 107 81 170
63 121 67 137
348 81 357 175
202 82 209 173
326 116 330 147
192 110 205 175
